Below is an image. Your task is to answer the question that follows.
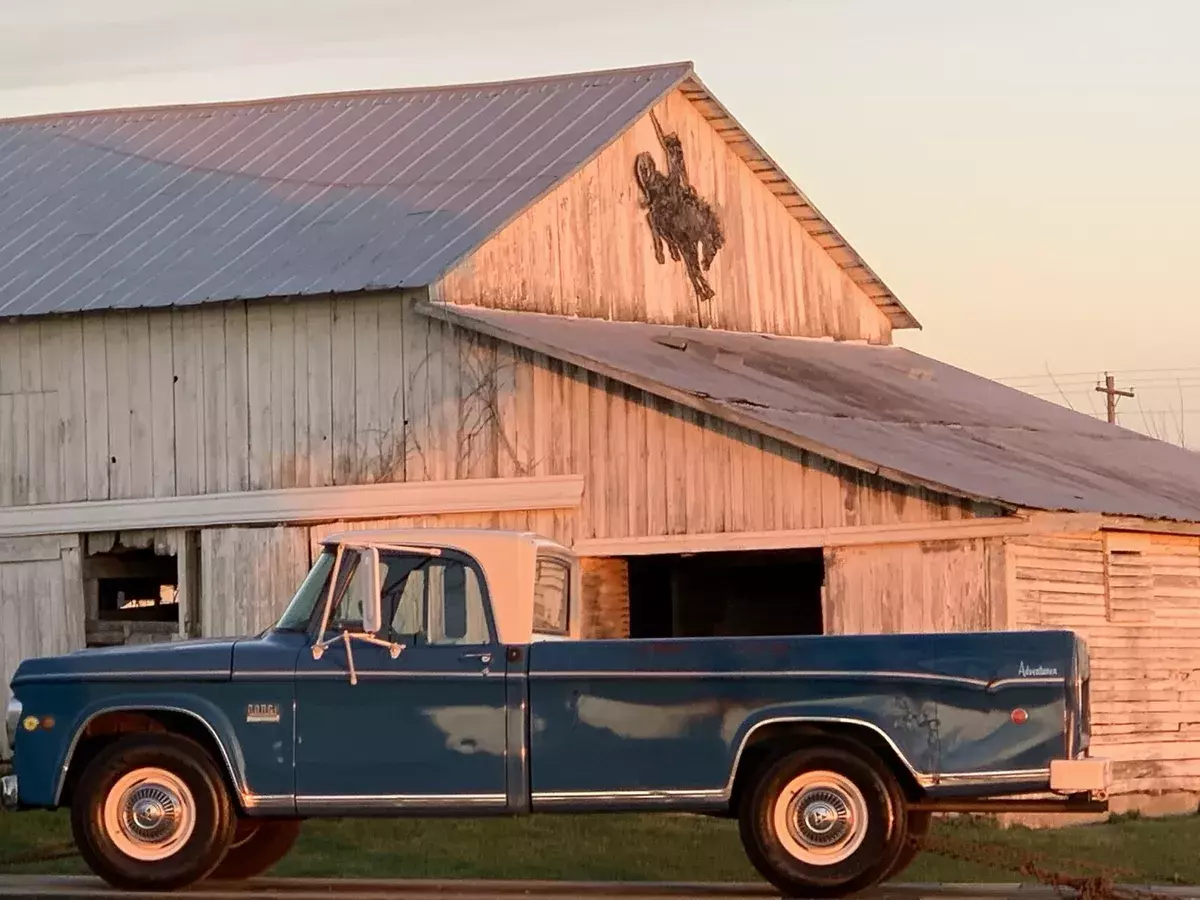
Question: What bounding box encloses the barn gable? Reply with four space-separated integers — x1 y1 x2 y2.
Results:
438 76 913 342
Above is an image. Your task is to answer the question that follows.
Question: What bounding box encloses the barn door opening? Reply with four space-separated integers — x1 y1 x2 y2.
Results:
626 548 826 639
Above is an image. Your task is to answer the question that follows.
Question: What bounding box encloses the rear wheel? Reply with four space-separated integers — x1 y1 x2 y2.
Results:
70 733 235 892
207 818 302 880
738 744 909 898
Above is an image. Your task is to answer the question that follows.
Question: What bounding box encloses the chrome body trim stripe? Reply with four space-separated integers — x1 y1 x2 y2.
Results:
295 793 506 811
532 789 726 803
935 768 1051 785
16 671 230 684
526 669 1064 691
55 705 244 806
241 793 295 812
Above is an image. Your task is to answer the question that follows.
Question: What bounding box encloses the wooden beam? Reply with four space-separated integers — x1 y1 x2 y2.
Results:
0 534 79 563
572 513 1102 557
1101 516 1200 537
0 476 585 539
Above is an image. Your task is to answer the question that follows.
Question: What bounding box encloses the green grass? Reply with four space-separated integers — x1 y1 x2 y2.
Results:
2 809 1199 885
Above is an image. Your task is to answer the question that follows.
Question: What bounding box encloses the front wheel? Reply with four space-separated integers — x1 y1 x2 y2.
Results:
738 744 909 898
70 734 236 892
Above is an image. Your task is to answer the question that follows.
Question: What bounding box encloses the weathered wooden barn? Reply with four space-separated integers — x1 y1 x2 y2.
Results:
1 62 1199 812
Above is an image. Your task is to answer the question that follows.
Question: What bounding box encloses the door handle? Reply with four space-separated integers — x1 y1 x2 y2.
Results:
460 652 492 665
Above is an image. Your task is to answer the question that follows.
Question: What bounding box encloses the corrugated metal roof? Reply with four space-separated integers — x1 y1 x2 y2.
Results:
0 62 916 328
422 303 1200 523
0 64 689 317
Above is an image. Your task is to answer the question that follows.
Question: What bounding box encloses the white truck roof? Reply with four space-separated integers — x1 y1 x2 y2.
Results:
319 527 580 644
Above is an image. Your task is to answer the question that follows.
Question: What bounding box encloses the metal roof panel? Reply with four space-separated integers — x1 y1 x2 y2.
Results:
422 303 1200 523
0 64 690 317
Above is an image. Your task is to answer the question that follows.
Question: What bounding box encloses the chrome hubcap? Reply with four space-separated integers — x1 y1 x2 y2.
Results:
124 786 180 842
102 768 196 862
773 770 870 866
795 789 853 847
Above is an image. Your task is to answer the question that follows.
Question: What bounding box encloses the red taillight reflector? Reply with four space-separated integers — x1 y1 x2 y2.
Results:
1011 708 1029 725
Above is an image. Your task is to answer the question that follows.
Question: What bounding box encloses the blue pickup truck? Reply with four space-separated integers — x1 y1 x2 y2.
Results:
3 528 1111 896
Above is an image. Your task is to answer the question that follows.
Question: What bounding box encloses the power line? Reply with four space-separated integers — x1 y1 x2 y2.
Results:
995 366 1200 382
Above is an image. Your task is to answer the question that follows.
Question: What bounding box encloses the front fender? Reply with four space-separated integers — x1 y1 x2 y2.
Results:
15 690 248 809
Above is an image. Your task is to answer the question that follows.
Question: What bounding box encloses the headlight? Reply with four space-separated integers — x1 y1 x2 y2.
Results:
4 697 20 751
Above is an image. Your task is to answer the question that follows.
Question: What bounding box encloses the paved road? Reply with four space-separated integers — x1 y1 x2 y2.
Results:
0 878 1196 900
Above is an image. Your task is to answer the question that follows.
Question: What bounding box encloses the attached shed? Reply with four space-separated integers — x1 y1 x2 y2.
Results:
0 62 1198 813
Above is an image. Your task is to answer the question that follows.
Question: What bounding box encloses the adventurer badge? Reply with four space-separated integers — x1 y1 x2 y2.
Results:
246 703 281 724
1018 662 1059 677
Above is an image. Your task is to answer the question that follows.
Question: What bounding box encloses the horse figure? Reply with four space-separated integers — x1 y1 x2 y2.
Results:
633 111 725 310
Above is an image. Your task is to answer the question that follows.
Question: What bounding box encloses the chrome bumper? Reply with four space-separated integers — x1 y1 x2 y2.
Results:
1 775 16 810
1050 757 1112 795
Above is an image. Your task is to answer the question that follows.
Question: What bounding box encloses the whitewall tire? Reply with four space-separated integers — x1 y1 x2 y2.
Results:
738 743 910 898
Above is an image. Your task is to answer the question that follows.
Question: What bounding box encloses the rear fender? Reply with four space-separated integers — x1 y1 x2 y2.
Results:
726 705 933 796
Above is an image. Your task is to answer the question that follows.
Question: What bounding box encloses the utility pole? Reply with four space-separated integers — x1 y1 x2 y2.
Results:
1095 373 1134 424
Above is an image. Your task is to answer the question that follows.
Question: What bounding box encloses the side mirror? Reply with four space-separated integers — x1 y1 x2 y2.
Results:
361 547 383 635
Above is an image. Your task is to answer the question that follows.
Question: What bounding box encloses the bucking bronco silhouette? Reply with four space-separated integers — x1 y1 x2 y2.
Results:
634 111 725 311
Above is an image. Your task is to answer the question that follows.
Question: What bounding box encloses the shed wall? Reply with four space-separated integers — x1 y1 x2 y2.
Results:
0 296 979 538
438 89 893 343
822 539 1001 635
1009 532 1200 807
0 535 85 758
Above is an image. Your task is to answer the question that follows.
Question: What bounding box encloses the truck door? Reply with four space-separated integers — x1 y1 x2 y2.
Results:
292 547 509 813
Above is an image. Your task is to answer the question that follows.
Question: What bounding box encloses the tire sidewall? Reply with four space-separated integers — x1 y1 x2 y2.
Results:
208 818 302 881
71 734 235 892
740 745 908 898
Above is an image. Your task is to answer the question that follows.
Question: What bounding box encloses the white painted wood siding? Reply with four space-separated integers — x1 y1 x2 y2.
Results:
1010 532 1200 800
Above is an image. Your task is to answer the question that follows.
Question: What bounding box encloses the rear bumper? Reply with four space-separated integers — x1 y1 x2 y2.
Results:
1050 757 1111 795
1 775 16 810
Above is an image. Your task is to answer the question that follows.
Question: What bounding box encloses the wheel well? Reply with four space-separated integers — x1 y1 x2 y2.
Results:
58 709 239 809
728 721 925 814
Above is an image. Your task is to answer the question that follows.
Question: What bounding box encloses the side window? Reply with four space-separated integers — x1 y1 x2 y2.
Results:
326 549 371 632
533 556 570 635
426 560 490 645
323 549 490 645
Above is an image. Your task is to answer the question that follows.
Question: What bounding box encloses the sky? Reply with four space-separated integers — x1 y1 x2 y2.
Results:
1 0 1197 445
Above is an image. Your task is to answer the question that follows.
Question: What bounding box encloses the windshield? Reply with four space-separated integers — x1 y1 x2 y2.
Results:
274 549 336 632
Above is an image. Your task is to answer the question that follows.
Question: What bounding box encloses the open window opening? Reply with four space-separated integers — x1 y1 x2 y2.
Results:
84 535 181 647
627 548 825 639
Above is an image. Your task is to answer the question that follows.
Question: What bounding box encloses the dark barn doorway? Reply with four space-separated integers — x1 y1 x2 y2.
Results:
627 548 825 639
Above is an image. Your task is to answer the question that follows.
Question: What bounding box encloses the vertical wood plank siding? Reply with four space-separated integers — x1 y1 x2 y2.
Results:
822 539 999 635
199 526 312 637
1010 533 1200 801
0 535 85 757
438 90 893 344
0 296 981 538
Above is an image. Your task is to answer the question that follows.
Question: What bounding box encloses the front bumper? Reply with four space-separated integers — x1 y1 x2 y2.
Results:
1 775 16 810
1050 757 1112 795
